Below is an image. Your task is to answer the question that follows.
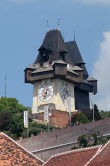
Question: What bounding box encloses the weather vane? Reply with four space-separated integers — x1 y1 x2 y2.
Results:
47 21 49 32
74 30 75 41
58 18 60 31
63 32 65 41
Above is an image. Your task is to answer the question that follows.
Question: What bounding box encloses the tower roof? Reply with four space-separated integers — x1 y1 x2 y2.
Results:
35 29 68 63
65 41 88 77
34 29 88 78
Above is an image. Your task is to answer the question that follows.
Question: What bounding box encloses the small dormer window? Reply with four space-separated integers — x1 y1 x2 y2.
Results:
43 52 47 57
28 72 31 76
78 74 81 78
60 52 65 61
40 63 43 68
59 66 64 71
42 52 49 62
49 61 52 66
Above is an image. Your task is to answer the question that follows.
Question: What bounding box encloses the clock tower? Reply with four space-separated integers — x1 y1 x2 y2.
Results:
24 29 97 127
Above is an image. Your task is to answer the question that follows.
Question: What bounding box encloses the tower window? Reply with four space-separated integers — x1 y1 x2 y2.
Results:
49 62 52 66
59 66 64 71
40 63 43 68
42 52 49 62
43 53 47 57
28 72 31 76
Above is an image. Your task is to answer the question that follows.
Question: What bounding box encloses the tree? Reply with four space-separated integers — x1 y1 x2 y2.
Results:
83 109 93 121
0 112 10 131
92 133 98 145
77 135 88 148
100 110 110 119
0 97 30 139
71 113 78 125
0 97 59 139
71 146 78 150
93 104 101 121
76 112 89 124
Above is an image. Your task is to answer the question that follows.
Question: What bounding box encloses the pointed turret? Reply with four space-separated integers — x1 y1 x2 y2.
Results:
65 40 88 79
34 29 68 63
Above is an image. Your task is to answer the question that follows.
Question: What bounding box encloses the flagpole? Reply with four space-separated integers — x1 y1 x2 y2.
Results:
27 110 29 137
24 110 29 137
68 96 71 127
69 96 71 127
48 105 49 132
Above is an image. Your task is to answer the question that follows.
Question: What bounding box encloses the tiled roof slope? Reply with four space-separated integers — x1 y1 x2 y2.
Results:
65 41 88 77
35 31 88 78
35 29 69 63
0 132 44 166
86 140 110 166
43 146 101 166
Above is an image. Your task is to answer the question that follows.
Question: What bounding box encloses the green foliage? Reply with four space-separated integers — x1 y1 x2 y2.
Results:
71 146 78 150
93 104 101 121
76 112 89 124
82 109 93 121
0 112 10 131
0 97 30 139
29 122 46 136
100 110 110 119
0 97 58 140
97 136 107 145
77 133 110 150
77 134 88 148
92 133 98 145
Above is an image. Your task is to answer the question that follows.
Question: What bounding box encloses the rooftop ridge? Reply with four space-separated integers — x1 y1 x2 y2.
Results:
43 144 102 166
47 29 59 32
85 139 110 166
0 132 44 164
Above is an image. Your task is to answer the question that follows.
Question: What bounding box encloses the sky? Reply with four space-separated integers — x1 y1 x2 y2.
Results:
0 0 110 111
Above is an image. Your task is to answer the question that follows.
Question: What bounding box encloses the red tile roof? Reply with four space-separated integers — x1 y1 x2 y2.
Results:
43 146 101 166
0 132 44 166
86 140 110 166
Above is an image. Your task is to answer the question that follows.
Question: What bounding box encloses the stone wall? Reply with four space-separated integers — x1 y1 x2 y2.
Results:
17 118 110 161
32 110 76 128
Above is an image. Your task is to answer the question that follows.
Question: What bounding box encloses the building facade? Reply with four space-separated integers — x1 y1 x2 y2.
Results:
24 29 97 124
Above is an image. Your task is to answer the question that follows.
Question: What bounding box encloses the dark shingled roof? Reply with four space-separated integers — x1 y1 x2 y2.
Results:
35 29 68 63
53 60 67 64
32 66 53 74
26 65 36 69
34 30 88 77
65 41 88 77
87 76 98 81
73 66 83 71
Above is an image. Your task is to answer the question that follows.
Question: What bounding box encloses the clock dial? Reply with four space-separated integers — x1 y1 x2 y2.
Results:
39 83 54 102
60 84 71 102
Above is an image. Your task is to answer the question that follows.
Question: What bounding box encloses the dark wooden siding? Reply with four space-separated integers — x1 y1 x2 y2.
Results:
74 87 90 110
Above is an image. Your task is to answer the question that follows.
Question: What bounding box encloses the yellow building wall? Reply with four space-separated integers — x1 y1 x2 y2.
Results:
32 78 75 114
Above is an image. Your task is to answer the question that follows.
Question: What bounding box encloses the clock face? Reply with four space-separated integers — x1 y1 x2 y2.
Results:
60 84 71 102
38 83 54 102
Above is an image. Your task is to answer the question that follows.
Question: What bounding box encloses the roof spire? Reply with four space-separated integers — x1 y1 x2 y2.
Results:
5 72 6 98
63 32 65 41
57 18 60 31
47 21 49 32
74 30 75 41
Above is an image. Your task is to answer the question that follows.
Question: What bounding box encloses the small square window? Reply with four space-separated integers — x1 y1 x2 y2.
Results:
28 72 31 76
40 63 43 67
49 62 52 66
59 66 64 70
